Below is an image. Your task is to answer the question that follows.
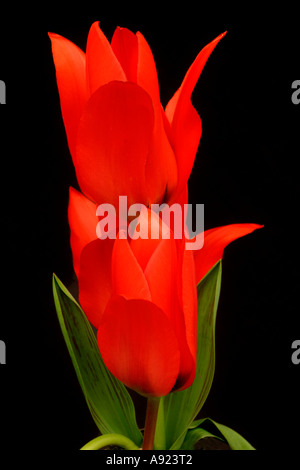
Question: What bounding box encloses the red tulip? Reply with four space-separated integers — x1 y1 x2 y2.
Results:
50 23 263 398
49 22 226 209
69 187 262 397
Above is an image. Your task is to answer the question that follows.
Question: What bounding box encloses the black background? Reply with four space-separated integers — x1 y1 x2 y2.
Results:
0 1 299 454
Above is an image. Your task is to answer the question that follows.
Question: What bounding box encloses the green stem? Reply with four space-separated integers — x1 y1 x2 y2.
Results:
80 433 140 450
142 397 161 450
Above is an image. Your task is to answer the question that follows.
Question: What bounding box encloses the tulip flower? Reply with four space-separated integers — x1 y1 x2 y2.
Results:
51 23 263 450
49 22 226 209
78 206 198 397
68 186 262 397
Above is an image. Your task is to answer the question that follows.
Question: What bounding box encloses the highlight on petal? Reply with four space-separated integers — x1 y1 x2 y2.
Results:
111 26 138 82
75 81 155 207
86 21 126 96
165 32 227 195
97 296 180 396
193 223 263 285
48 32 88 161
68 187 98 278
78 239 114 329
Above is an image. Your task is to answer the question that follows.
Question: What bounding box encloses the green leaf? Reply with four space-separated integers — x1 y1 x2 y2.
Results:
180 425 224 450
155 261 222 450
80 433 140 450
52 274 143 446
189 418 255 450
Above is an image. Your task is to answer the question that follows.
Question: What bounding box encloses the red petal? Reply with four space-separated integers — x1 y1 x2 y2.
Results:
176 248 198 391
86 21 126 96
111 26 138 82
144 236 196 391
112 233 151 301
193 223 264 285
165 32 226 194
68 187 98 278
97 296 180 396
136 32 178 203
130 209 195 391
165 32 226 123
78 239 114 328
48 32 88 161
136 32 160 109
129 208 171 271
144 237 178 319
75 81 154 207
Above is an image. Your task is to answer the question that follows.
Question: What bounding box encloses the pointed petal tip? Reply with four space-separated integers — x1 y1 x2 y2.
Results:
193 222 264 285
91 20 100 27
48 32 61 41
248 223 264 231
214 30 227 44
